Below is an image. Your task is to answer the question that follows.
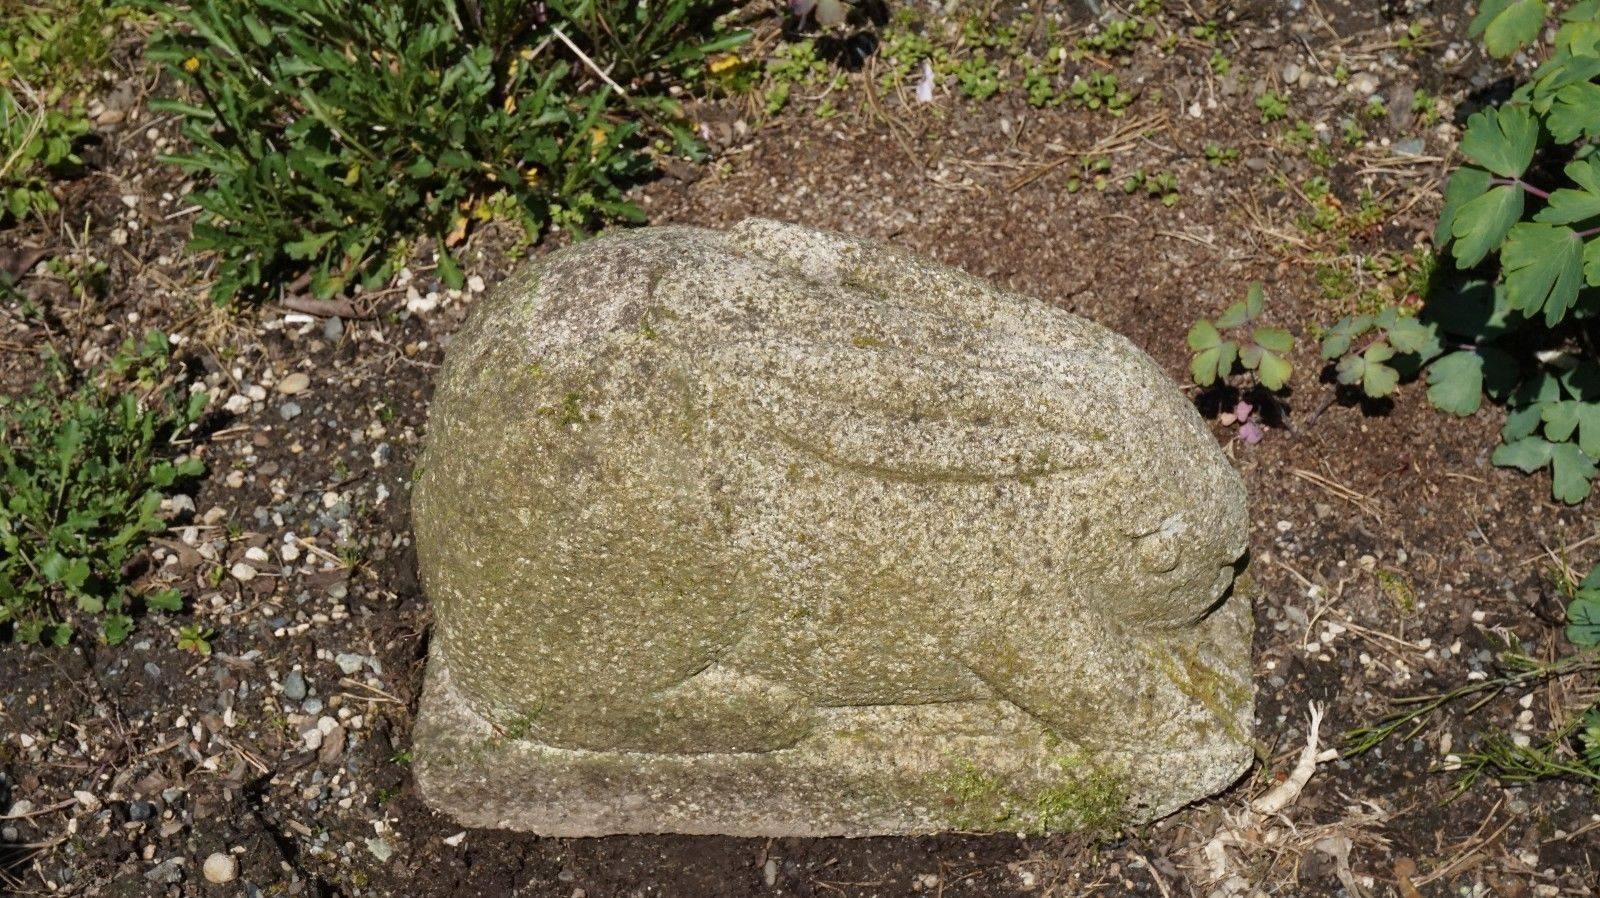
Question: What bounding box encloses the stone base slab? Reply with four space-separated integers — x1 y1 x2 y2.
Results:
412 659 1252 837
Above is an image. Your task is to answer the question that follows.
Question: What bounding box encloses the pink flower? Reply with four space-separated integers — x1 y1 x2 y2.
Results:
1238 421 1264 445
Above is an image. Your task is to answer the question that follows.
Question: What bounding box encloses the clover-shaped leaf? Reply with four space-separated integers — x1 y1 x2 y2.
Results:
1459 105 1539 177
1493 436 1598 502
1469 0 1548 60
1436 167 1492 248
1320 314 1374 360
1337 342 1400 397
1568 589 1600 647
1534 159 1600 224
1450 183 1525 268
1502 222 1584 325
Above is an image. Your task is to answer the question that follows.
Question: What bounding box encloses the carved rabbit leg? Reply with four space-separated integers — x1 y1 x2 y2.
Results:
962 604 1252 756
518 663 817 755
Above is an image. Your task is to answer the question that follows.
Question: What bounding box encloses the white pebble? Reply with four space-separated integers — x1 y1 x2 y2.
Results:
203 852 238 884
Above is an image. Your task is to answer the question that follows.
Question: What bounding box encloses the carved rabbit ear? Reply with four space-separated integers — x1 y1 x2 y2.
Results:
728 219 990 299
727 219 1100 350
727 218 876 285
707 335 1107 482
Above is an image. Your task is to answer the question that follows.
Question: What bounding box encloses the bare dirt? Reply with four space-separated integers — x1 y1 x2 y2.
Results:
1 1 1597 896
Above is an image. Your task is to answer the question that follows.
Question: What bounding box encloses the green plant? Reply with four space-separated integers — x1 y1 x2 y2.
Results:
176 623 213 656
1204 143 1239 166
1208 49 1231 77
1257 90 1289 123
1064 156 1112 194
1191 20 1223 43
1344 646 1600 760
953 51 1000 101
1411 88 1441 126
1120 168 1179 206
143 0 745 303
1187 283 1295 393
1423 0 1600 502
1396 21 1436 55
1319 306 1442 400
0 331 206 646
1076 16 1155 57
1348 559 1600 792
0 0 122 223
1022 58 1060 108
763 38 831 115
1069 73 1132 115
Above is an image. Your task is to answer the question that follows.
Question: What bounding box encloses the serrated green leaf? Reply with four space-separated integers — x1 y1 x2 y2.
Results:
1320 315 1373 359
1385 317 1436 354
1504 223 1585 325
1450 185 1525 268
1544 399 1582 441
1459 105 1539 177
1506 402 1548 441
1575 403 1600 455
1427 350 1487 415
1186 319 1221 350
284 231 336 261
1191 347 1221 386
1582 565 1600 591
102 614 133 646
1214 341 1238 382
1469 0 1548 58
1214 302 1250 329
1336 353 1366 386
1245 282 1265 319
1551 441 1597 502
1548 82 1600 143
1535 159 1600 224
1363 360 1400 397
1252 327 1293 353
143 588 184 613
1567 589 1600 647
1493 435 1557 471
1584 237 1600 287
1436 168 1493 248
1239 342 1262 370
1257 350 1292 390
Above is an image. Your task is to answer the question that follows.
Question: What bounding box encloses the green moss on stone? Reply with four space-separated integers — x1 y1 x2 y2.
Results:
937 754 1128 834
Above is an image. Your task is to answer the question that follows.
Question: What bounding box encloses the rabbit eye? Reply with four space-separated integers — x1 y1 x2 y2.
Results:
1135 529 1181 573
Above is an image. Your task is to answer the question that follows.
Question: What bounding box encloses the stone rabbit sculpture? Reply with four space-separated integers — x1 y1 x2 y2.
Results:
411 219 1254 835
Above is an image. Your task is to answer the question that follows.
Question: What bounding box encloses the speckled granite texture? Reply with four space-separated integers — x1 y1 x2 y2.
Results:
411 219 1254 835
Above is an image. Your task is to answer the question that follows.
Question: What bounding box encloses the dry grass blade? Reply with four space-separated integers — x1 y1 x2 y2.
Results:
1006 114 1167 191
1291 468 1384 522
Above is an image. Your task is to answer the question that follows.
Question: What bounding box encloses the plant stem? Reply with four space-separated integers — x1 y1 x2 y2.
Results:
1492 177 1551 199
1343 649 1600 756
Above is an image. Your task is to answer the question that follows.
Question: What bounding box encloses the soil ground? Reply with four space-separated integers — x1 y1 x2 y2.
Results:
2 1 1598 896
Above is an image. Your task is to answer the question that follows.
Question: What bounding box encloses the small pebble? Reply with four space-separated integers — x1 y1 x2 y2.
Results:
203 852 238 884
145 858 184 884
282 670 308 702
278 402 303 421
277 372 311 395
